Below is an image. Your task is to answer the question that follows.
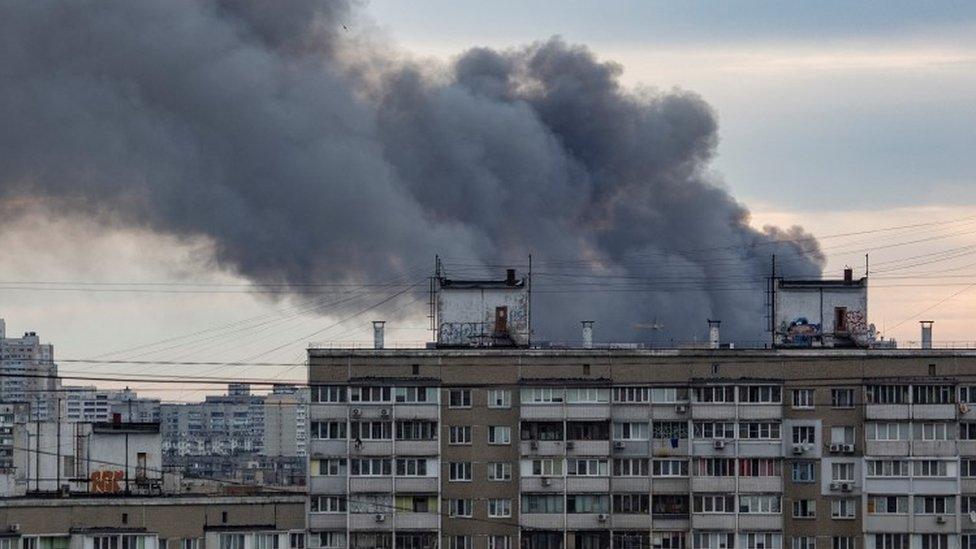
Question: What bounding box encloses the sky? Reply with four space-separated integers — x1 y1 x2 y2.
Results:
1 1 975 400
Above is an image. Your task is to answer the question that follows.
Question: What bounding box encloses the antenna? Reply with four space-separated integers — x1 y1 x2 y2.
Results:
527 254 533 346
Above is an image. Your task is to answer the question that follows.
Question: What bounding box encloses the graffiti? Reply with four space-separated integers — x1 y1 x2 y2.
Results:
781 317 821 347
845 309 868 336
90 470 124 493
439 322 484 345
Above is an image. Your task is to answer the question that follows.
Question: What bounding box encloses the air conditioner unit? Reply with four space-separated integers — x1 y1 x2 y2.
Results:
351 408 361 418
828 443 842 453
8 524 19 533
713 439 726 449
597 513 609 522
841 482 853 492
530 440 539 450
937 516 947 524
566 441 575 450
676 404 688 414
792 444 804 455
374 513 386 523
842 444 855 453
380 408 390 417
613 441 626 450
541 477 552 487
829 482 840 491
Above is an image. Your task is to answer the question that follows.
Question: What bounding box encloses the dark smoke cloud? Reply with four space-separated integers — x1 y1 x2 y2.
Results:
0 0 824 344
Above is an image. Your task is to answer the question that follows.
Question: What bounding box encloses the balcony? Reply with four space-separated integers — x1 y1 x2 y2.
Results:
309 476 345 494
350 441 393 456
566 477 610 492
520 440 565 456
566 440 610 456
309 440 347 456
310 404 348 420
612 514 651 530
349 513 393 531
863 515 911 533
865 440 910 456
691 476 735 493
913 515 957 533
612 405 650 421
395 512 439 530
913 404 957 420
737 440 782 458
522 477 565 492
395 405 438 420
395 440 439 456
912 440 957 456
520 514 564 530
652 515 690 531
651 478 689 493
565 404 611 420
738 476 783 492
691 514 735 530
866 405 910 420
651 404 690 421
308 513 346 530
611 440 649 456
651 439 689 457
566 513 607 529
692 404 736 420
521 405 565 421
738 514 783 530
738 405 782 420
394 477 438 492
349 477 392 492
611 478 650 492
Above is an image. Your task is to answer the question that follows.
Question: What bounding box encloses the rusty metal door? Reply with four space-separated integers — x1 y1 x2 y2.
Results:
495 306 508 334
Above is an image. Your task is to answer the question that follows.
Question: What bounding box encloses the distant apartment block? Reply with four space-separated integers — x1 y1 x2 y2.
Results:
0 319 61 421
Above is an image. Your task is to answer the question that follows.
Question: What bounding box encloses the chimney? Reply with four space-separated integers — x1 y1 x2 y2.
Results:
581 321 594 349
708 319 721 350
372 321 386 350
506 269 516 286
843 267 853 284
920 320 934 350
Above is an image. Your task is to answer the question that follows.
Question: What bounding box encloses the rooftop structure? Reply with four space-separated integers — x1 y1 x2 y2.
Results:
432 267 530 348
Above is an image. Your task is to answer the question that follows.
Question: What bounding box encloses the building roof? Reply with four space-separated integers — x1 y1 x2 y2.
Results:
439 277 525 290
777 277 867 289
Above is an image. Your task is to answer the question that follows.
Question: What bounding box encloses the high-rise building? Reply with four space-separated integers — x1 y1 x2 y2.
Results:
304 268 976 549
264 384 309 458
0 319 61 421
63 386 161 423
160 384 266 457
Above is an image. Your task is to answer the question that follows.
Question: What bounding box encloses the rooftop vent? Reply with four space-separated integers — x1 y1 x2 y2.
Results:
920 320 934 350
581 321 594 349
707 319 721 350
373 321 385 350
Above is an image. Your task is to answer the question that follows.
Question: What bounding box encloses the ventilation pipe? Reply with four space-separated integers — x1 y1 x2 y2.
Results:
581 321 594 349
708 319 721 350
920 320 934 350
373 321 386 350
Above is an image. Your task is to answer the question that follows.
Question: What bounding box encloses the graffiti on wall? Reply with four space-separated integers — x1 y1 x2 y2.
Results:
846 309 868 336
780 317 821 347
90 470 124 493
439 322 484 345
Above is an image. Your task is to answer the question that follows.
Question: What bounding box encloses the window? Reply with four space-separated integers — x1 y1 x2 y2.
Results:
181 540 201 549
394 495 435 513
613 493 650 514
793 500 816 518
448 461 471 481
653 495 689 517
693 533 735 549
524 458 563 476
395 420 437 441
914 385 954 404
348 494 392 514
962 459 976 477
447 499 473 517
566 421 609 440
963 496 976 513
793 426 815 444
873 535 908 549
395 458 429 477
520 388 564 404
695 458 735 477
566 494 609 513
919 536 949 549
565 388 610 403
521 494 563 513
487 390 511 408
693 421 735 440
394 387 437 403
739 421 781 440
792 389 814 409
961 386 976 403
832 538 854 549
694 495 735 513
487 537 511 549
0 541 17 549
312 458 347 476
832 462 855 481
449 389 471 408
445 537 472 549
964 536 976 549
651 387 689 403
448 425 471 445
487 462 512 481
865 385 909 404
613 387 650 402
219 537 245 549
915 422 950 441
914 495 954 514
653 421 689 439
615 534 653 549
488 425 511 444
613 458 649 477
652 533 685 549
793 538 816 549
311 496 347 513
694 386 735 403
254 535 279 549
567 458 609 476
488 498 512 518
739 458 781 477
613 422 649 440
866 422 910 441
961 423 976 440
831 426 855 445
738 495 781 514
867 495 908 514
831 388 855 408
350 458 391 476
289 534 304 549
521 421 563 441
311 421 346 439
349 386 391 402
914 460 951 477
311 385 346 402
831 499 856 519
652 459 688 477
739 385 782 403
740 533 782 549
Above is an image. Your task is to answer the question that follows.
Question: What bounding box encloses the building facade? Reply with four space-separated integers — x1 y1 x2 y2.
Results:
160 385 266 457
0 320 61 422
307 346 976 549
62 386 161 424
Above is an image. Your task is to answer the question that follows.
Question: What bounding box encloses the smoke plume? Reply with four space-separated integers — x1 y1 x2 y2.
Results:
0 0 824 344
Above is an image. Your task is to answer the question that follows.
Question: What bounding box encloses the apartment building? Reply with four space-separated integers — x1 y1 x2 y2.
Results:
305 269 976 549
62 386 161 423
0 320 61 422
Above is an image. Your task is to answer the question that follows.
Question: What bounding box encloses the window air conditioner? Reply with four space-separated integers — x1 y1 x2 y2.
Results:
713 439 726 449
566 441 575 450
